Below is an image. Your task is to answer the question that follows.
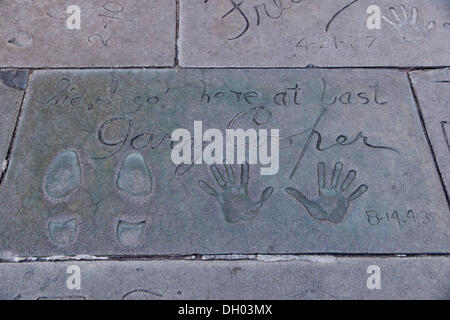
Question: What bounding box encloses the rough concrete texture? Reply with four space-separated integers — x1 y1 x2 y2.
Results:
180 0 450 67
0 69 448 257
0 0 175 67
0 257 448 299
410 68 450 199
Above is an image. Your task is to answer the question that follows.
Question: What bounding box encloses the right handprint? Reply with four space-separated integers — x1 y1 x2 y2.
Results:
382 5 435 42
285 162 368 224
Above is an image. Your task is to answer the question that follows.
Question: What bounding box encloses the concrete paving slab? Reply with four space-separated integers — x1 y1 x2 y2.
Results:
0 257 448 299
179 0 450 67
0 0 175 67
410 69 450 199
0 69 28 177
0 69 448 257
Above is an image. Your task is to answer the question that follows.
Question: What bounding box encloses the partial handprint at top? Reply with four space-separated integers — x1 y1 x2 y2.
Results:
382 5 435 42
444 22 450 33
286 162 368 224
198 162 274 223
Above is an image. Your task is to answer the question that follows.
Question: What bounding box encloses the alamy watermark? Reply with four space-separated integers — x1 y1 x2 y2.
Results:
366 5 382 30
66 265 81 290
171 121 280 175
66 5 81 30
366 265 381 290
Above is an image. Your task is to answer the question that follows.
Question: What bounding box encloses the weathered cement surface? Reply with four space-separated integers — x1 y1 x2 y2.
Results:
0 69 448 257
179 0 450 67
410 69 450 199
0 0 175 67
0 257 448 299
0 69 28 176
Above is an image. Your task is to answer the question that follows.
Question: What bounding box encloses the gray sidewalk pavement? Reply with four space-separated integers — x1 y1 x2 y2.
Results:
180 0 450 67
0 0 448 300
1 257 449 300
0 0 175 67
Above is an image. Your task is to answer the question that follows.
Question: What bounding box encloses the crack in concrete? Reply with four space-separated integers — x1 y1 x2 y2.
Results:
1 253 449 264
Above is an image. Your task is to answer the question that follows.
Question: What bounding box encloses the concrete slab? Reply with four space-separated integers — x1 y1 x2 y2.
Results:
410 69 450 199
0 69 28 177
0 257 448 299
0 0 175 67
0 69 448 257
179 0 450 67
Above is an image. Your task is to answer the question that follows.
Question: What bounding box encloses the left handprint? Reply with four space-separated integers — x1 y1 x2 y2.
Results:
198 162 274 223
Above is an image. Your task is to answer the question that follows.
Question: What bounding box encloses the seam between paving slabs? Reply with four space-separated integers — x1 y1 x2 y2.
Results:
174 0 180 68
0 69 33 189
406 72 450 206
1 253 450 264
0 66 449 71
